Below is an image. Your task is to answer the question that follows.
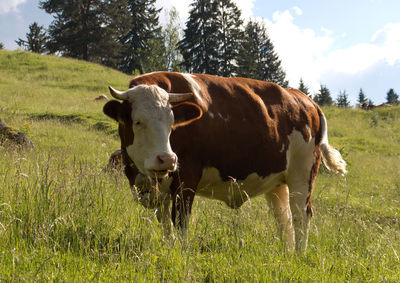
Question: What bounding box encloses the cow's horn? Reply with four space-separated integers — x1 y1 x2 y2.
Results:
109 86 129 100
168 93 193 103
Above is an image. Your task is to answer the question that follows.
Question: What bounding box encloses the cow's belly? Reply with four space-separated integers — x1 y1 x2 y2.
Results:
196 167 285 208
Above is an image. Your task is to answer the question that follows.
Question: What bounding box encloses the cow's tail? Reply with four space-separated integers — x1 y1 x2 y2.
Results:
319 112 347 175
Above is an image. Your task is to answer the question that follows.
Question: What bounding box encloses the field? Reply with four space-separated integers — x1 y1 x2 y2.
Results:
0 50 399 281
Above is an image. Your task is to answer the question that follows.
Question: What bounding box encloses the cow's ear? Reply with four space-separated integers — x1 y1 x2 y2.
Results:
171 102 203 129
103 100 124 122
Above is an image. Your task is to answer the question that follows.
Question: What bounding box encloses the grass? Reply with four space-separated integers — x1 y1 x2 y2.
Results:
0 50 399 281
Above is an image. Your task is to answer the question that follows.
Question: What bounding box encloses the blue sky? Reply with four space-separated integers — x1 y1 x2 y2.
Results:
1 0 400 104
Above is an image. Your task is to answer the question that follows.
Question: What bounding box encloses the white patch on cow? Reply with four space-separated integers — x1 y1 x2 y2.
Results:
209 112 215 119
197 167 285 208
305 125 312 143
284 129 316 251
181 73 202 102
124 85 176 175
279 143 285 153
286 130 315 172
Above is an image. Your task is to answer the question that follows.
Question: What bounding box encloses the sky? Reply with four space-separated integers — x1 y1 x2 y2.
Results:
1 0 400 104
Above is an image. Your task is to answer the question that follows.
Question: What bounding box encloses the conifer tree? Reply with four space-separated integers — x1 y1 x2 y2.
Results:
40 0 127 66
0 42 4 49
298 78 310 96
386 88 399 105
237 20 265 79
119 0 162 74
314 85 333 106
179 0 219 74
214 0 243 76
15 22 48 53
336 90 350 107
237 20 288 86
358 88 367 104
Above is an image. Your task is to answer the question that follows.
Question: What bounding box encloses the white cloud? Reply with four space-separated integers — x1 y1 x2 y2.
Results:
0 0 26 14
320 26 333 35
262 10 333 90
291 6 303 16
156 0 255 24
262 9 400 93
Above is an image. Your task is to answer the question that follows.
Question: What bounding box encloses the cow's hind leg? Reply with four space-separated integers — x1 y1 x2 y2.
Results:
265 184 295 250
287 144 321 252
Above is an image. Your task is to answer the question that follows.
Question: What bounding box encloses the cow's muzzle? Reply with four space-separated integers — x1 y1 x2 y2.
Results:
148 152 177 178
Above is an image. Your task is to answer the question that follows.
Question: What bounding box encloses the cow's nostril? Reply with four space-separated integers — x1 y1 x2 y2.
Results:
157 155 165 165
156 153 177 170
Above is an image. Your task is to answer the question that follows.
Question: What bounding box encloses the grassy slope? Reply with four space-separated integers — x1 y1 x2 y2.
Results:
0 50 399 281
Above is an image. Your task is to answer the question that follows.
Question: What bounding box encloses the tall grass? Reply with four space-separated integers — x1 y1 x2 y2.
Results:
0 51 399 281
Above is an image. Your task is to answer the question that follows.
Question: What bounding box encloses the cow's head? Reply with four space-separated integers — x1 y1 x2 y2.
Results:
103 84 202 180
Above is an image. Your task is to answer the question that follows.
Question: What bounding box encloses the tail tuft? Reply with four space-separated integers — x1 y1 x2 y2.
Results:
320 143 347 175
319 113 347 175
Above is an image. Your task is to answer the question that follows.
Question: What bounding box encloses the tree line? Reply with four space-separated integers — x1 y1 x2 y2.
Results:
12 0 287 87
3 0 399 106
301 83 399 107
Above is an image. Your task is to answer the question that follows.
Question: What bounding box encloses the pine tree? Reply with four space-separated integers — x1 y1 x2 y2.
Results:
179 0 219 74
94 0 130 68
40 0 127 66
237 20 264 79
298 78 310 96
386 88 399 105
119 0 162 74
214 0 243 76
358 88 367 104
0 42 3 49
15 22 48 53
336 90 350 107
314 85 333 106
237 20 288 86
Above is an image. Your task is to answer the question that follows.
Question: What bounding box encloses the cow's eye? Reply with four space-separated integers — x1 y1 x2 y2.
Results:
135 120 142 126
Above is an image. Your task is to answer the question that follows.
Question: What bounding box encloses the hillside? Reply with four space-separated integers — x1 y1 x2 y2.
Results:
0 50 399 281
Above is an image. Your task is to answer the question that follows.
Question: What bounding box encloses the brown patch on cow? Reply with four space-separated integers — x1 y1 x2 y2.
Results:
306 144 322 219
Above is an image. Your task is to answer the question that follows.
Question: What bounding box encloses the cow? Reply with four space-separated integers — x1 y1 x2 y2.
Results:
103 72 347 251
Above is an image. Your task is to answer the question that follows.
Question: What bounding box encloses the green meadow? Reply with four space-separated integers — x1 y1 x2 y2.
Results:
0 50 399 281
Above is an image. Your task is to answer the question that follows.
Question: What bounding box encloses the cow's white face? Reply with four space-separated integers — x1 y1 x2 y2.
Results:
103 84 202 179
123 85 177 177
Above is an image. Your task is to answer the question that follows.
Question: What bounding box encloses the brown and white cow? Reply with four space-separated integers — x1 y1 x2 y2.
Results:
103 72 346 251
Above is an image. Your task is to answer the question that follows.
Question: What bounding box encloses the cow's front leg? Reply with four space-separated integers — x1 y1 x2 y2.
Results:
155 199 174 237
171 185 195 240
169 160 202 239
